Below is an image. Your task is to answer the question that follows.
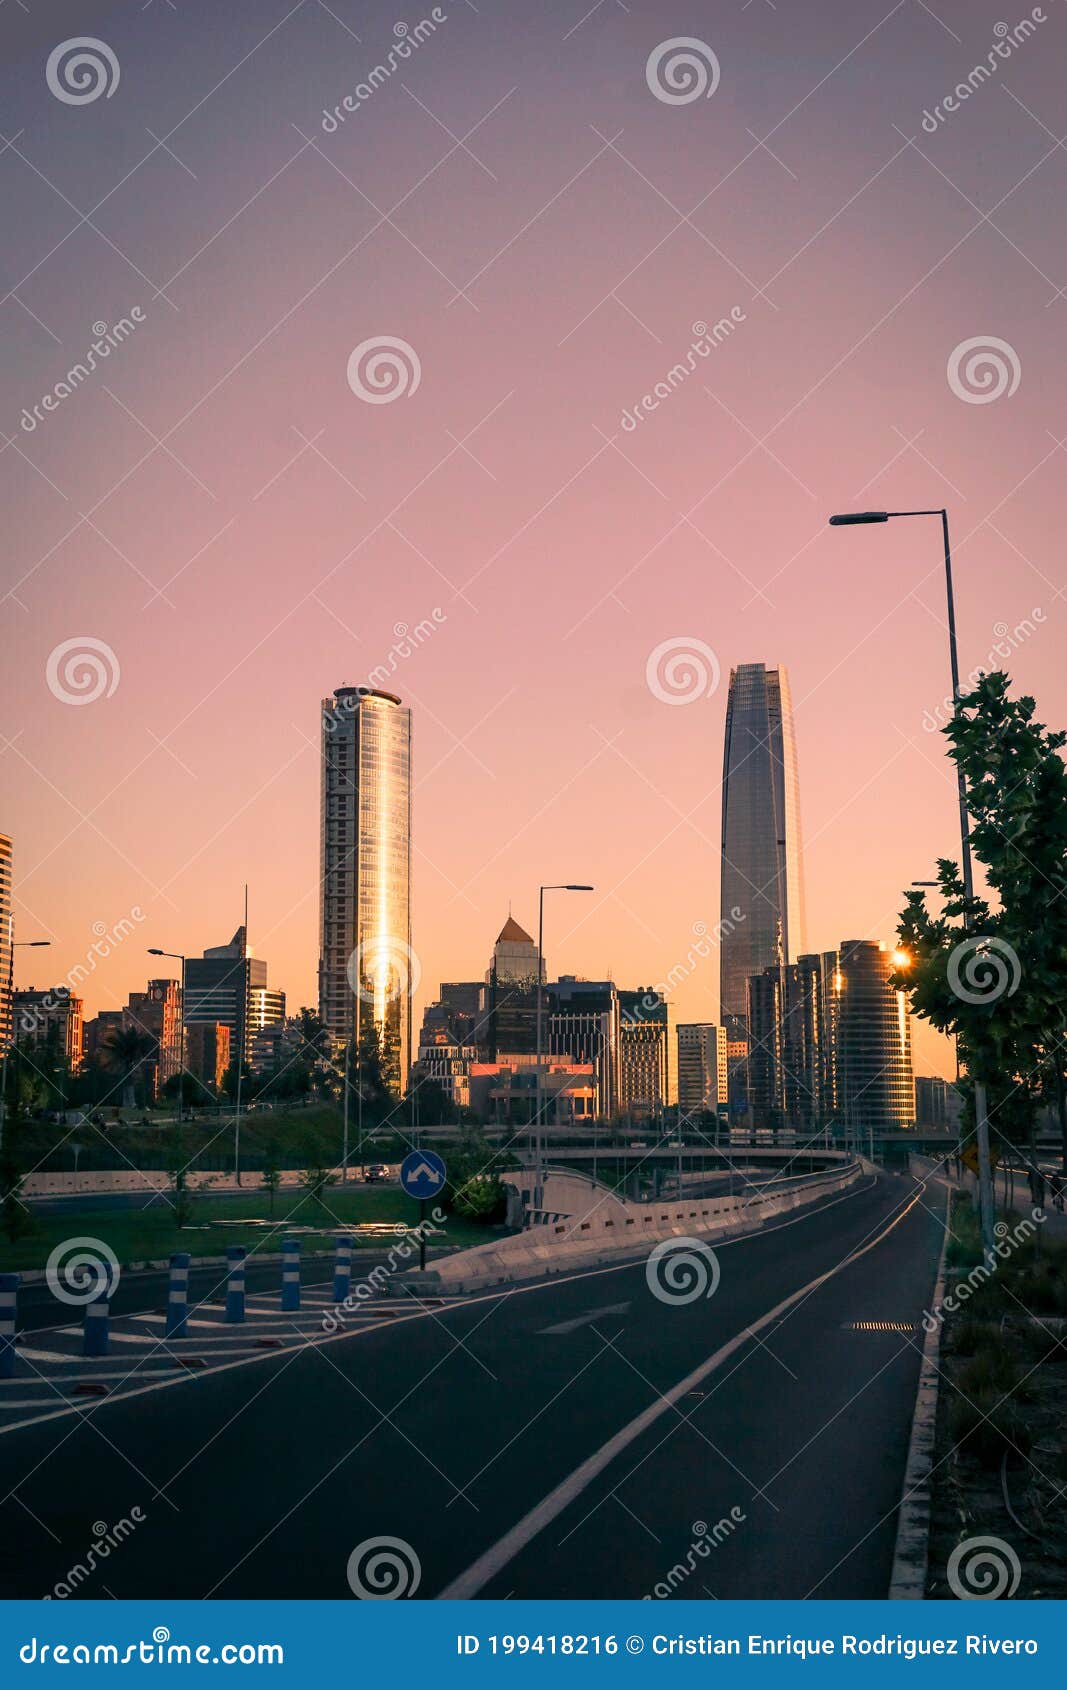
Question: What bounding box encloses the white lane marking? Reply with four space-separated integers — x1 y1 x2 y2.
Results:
0 1179 877 1439
538 1303 631 1335
134 1314 223 1329
437 1185 923 1598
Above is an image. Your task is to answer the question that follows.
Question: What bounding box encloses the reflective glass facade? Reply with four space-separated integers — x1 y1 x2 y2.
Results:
318 687 412 1093
719 663 807 1037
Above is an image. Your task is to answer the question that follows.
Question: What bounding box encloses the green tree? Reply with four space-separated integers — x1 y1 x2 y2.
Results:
895 671 1067 1169
103 1026 155 1111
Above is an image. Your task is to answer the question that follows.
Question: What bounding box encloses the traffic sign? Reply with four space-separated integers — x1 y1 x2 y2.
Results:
961 1139 1001 1176
399 1150 447 1200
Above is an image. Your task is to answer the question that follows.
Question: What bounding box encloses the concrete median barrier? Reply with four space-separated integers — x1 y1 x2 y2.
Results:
399 1161 866 1294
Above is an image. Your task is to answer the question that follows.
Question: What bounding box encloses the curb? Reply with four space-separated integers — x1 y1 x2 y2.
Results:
887 1181 951 1599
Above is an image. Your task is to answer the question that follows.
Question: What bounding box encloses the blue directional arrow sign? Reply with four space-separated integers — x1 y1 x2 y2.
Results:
399 1150 447 1201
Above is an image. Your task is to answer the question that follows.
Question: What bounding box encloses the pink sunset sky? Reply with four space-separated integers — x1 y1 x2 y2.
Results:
3 0 1066 1080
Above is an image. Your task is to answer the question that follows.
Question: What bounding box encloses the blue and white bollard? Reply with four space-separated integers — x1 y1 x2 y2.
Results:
281 1237 301 1312
0 1273 19 1379
83 1287 110 1357
166 1251 190 1339
225 1246 246 1324
332 1234 352 1304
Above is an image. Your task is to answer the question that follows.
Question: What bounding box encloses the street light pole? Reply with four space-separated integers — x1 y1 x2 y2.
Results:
534 884 593 1211
0 935 51 1156
829 506 996 1265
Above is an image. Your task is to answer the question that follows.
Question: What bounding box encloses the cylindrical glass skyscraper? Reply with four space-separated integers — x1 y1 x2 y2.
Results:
318 687 413 1095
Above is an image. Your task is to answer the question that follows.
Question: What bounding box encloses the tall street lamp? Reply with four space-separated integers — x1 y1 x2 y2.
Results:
147 949 186 1129
828 506 995 1264
0 935 51 1154
534 884 594 1210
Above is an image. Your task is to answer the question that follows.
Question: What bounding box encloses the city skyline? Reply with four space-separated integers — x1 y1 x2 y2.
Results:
1 656 939 1088
5 0 1065 1087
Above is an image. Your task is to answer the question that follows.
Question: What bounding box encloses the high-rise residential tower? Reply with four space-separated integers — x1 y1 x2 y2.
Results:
719 663 807 1041
318 686 413 1094
829 939 915 1137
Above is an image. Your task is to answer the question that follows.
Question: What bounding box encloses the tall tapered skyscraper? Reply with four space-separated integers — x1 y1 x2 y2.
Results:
318 686 413 1094
719 663 807 1040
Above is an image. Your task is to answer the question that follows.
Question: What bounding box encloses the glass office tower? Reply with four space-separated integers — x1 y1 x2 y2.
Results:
318 686 413 1094
719 663 807 1041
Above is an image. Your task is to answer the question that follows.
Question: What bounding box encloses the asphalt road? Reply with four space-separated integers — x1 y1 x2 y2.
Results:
0 1172 944 1600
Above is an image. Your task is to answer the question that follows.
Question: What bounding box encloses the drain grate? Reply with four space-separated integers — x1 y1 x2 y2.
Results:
842 1320 917 1333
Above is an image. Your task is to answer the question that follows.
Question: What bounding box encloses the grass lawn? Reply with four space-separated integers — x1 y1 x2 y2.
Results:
0 1183 495 1274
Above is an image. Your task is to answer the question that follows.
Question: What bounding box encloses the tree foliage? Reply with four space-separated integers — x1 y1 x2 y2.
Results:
895 672 1067 1164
